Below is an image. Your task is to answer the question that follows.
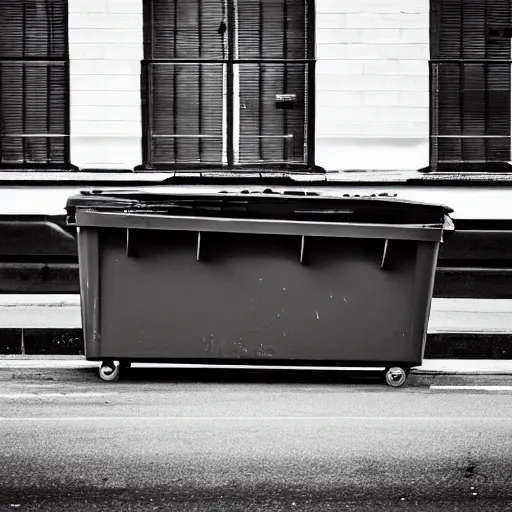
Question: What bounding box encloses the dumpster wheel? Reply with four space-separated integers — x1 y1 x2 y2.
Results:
383 367 409 388
99 361 120 382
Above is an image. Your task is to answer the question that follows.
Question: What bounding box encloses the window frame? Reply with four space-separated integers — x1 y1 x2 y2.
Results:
138 0 317 172
0 0 73 170
429 0 512 173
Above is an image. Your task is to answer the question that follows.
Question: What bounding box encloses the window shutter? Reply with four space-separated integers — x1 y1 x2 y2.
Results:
237 0 310 164
431 0 511 172
146 0 225 166
143 0 313 169
0 0 69 167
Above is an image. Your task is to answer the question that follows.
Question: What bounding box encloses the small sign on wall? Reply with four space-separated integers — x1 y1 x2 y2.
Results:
276 94 297 110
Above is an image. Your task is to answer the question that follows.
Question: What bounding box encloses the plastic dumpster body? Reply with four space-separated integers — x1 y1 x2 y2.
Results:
66 188 453 386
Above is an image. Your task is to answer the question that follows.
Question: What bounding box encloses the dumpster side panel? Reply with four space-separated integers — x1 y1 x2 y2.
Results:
77 227 101 359
95 228 424 365
411 241 441 365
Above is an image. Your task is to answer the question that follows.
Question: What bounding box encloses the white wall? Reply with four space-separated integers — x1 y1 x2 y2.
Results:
2 184 512 220
315 0 430 171
69 0 143 169
68 0 430 171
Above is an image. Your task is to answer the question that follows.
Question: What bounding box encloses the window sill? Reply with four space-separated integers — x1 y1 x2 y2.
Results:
325 170 512 186
0 170 172 185
0 169 512 186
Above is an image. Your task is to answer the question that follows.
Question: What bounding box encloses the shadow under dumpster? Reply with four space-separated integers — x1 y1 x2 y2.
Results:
4 365 512 388
95 366 391 387
1 364 391 387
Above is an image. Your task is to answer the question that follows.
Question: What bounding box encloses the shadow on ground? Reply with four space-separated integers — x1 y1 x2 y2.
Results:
3 366 512 389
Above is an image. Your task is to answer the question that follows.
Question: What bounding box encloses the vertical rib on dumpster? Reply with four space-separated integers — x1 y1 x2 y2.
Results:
381 239 389 269
126 229 136 258
197 232 202 261
411 241 440 365
300 235 306 263
78 227 101 359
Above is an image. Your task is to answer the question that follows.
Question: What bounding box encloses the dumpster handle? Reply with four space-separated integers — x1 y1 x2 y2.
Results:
443 214 455 231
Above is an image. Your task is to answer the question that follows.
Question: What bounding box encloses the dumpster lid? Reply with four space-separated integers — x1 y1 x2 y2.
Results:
66 186 453 227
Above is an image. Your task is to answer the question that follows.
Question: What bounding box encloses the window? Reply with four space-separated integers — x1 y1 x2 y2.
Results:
140 0 315 170
430 0 512 172
0 0 70 168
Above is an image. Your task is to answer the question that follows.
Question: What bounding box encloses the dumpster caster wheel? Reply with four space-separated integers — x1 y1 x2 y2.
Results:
384 367 408 388
99 361 120 382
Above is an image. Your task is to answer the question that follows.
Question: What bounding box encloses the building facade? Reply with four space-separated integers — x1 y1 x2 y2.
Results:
4 0 507 172
0 0 511 357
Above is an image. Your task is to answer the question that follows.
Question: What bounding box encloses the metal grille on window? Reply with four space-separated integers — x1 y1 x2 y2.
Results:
430 0 512 172
142 0 314 170
0 0 70 167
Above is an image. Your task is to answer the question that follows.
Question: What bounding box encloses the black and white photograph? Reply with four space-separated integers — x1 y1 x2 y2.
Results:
1 0 512 510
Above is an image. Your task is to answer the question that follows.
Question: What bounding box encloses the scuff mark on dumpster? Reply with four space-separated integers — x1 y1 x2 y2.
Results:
255 344 275 358
249 313 280 331
204 337 214 356
221 340 249 359
205 335 220 357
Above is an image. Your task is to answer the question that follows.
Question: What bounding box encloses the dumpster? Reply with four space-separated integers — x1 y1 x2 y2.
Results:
66 188 453 387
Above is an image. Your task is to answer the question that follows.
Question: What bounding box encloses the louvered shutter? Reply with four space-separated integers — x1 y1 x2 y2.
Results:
431 0 511 171
143 0 313 169
0 0 69 167
145 0 225 166
237 0 310 164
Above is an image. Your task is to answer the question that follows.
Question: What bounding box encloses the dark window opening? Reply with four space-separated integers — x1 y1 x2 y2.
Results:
140 0 316 171
0 0 71 168
430 0 512 172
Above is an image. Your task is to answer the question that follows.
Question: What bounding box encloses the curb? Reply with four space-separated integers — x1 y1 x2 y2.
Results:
1 329 512 359
412 369 512 376
1 359 512 375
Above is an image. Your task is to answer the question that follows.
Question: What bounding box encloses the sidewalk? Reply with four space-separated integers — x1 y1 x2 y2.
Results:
1 296 511 368
1 357 512 375
2 296 512 333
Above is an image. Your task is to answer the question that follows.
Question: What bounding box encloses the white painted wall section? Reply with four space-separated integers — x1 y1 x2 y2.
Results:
315 0 430 171
66 0 431 172
2 185 512 220
69 0 143 169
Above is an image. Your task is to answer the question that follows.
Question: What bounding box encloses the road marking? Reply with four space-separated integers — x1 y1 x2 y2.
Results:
1 416 512 422
0 393 117 398
431 386 512 391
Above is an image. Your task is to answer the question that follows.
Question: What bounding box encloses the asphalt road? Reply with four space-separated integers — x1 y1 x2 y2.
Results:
1 367 512 511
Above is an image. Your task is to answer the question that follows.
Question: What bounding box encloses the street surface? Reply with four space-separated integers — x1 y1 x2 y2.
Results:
1 367 512 511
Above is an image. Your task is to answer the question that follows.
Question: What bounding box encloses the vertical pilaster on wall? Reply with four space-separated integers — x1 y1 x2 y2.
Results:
68 0 143 170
